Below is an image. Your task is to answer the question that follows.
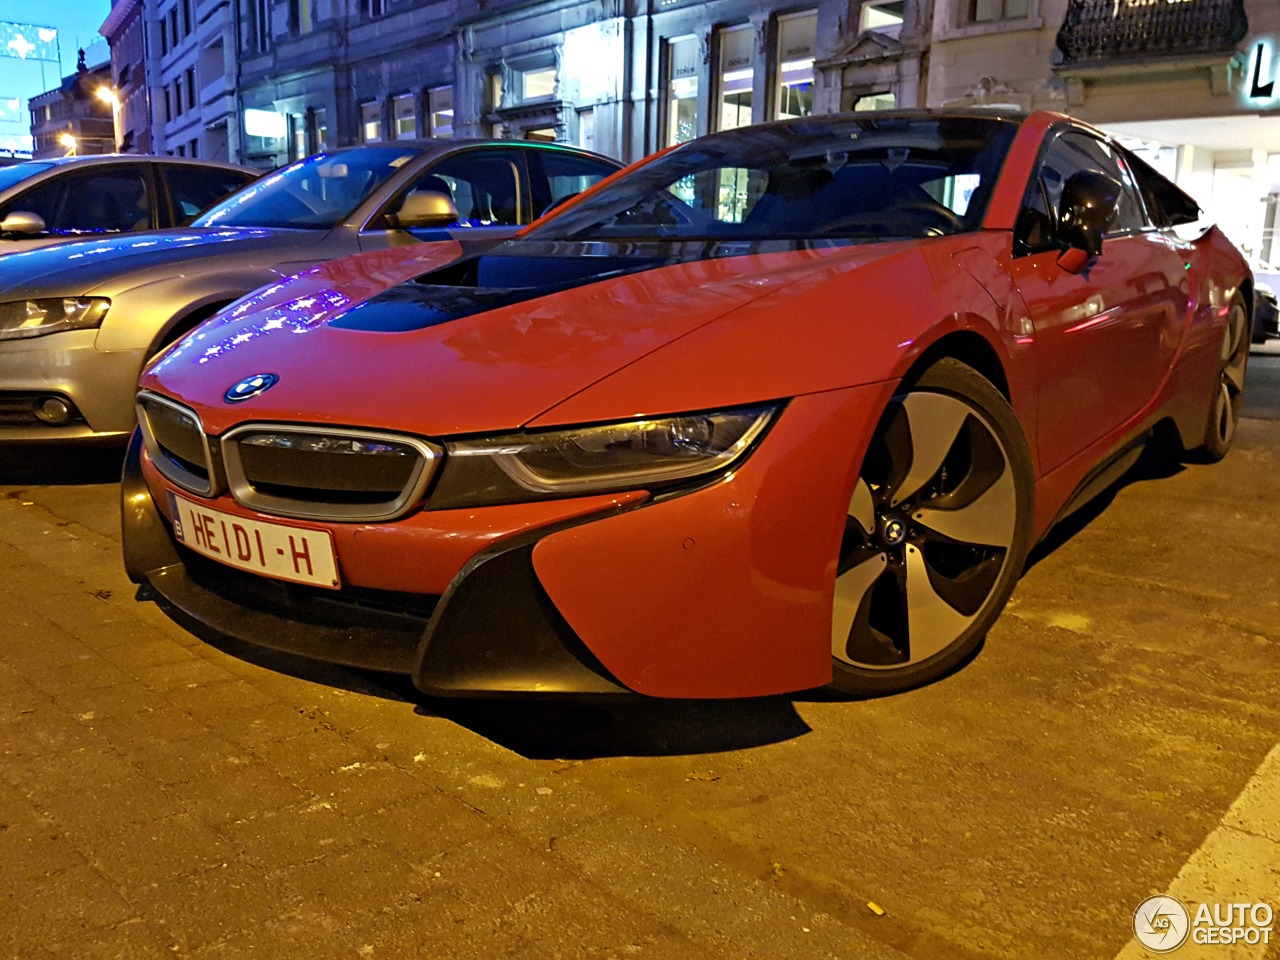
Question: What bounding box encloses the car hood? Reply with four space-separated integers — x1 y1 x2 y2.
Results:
141 237 898 438
0 226 333 298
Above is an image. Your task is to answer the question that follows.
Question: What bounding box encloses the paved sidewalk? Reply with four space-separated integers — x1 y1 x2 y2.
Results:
0 474 907 959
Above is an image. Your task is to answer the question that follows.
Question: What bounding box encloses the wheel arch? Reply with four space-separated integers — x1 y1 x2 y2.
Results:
899 329 1011 401
151 297 236 353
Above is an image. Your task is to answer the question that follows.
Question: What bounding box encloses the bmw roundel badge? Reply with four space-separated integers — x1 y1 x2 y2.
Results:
224 373 279 403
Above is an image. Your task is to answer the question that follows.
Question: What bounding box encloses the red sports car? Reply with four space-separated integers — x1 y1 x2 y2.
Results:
123 110 1250 699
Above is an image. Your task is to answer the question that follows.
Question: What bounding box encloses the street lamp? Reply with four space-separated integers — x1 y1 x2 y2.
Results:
96 86 122 153
59 132 76 156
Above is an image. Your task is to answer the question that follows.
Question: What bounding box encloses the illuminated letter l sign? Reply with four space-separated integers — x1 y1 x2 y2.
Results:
1251 43 1275 99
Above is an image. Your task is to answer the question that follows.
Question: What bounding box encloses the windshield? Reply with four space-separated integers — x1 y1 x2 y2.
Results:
526 115 1019 243
192 147 422 229
0 162 55 195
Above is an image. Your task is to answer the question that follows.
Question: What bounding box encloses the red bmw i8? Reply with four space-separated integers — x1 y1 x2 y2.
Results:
123 110 1250 699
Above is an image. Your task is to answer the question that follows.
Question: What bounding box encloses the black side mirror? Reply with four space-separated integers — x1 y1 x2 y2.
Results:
1057 170 1121 258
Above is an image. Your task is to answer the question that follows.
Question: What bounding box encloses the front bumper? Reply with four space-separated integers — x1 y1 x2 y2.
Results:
123 381 890 699
0 329 143 441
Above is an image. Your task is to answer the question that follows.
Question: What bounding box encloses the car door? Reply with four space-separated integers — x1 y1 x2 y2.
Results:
358 146 534 251
1009 129 1189 472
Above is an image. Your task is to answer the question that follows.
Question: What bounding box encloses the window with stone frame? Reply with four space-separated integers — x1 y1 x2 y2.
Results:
964 0 1029 24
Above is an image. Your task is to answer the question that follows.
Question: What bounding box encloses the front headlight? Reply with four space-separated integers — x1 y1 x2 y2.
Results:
0 297 110 341
429 404 781 508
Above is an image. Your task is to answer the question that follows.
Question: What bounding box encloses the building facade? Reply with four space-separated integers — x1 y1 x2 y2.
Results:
84 0 1280 257
100 0 152 153
926 0 1280 261
29 55 115 159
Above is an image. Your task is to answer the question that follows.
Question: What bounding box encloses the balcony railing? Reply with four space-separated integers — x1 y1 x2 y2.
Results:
1055 0 1247 66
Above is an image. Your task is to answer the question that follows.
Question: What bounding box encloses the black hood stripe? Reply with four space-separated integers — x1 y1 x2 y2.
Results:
325 237 854 333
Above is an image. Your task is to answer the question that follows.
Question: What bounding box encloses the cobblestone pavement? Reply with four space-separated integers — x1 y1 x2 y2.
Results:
1 417 1278 960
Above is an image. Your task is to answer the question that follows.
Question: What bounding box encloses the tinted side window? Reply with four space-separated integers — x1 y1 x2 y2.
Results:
2 167 150 235
161 165 256 225
529 151 615 218
1125 151 1201 227
421 151 527 226
1014 131 1145 256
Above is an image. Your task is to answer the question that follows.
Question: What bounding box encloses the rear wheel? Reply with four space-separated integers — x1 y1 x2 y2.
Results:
1191 298 1248 462
829 359 1034 696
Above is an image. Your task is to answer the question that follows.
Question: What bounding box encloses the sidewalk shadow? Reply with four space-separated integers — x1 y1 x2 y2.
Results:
0 443 126 486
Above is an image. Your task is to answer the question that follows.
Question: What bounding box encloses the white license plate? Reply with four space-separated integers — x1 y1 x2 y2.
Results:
168 493 340 589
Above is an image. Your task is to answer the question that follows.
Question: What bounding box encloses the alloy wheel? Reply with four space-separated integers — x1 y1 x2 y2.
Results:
832 387 1021 674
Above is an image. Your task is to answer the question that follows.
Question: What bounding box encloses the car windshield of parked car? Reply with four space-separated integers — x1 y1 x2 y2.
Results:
192 147 420 229
0 161 55 195
526 116 1018 243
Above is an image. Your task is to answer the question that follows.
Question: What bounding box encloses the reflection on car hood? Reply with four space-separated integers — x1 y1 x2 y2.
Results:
0 226 332 298
141 237 891 438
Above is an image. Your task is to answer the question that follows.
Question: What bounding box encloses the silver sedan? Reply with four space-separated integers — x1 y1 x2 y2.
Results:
0 139 620 442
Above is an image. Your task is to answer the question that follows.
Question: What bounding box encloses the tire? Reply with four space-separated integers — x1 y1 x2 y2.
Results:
1189 297 1248 463
829 358 1035 696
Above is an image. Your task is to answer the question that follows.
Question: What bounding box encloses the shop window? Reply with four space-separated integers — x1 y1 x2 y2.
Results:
288 0 313 33
521 66 556 103
310 107 328 151
289 114 305 161
428 86 454 138
855 91 896 111
774 11 816 121
665 35 700 146
361 101 382 143
717 24 755 132
861 0 905 36
393 94 417 139
966 0 1029 24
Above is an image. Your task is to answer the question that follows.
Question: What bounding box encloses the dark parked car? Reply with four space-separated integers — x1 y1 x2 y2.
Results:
0 140 620 442
0 155 255 249
124 110 1250 700
1254 284 1278 343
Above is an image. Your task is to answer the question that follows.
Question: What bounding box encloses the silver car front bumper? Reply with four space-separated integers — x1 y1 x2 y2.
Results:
0 329 145 442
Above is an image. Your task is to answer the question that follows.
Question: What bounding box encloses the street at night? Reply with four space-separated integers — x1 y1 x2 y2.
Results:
1 354 1277 958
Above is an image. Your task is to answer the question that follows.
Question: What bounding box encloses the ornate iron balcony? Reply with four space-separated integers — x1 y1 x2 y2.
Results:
1055 0 1247 66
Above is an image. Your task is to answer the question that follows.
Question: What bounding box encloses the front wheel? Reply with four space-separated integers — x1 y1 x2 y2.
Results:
829 359 1035 696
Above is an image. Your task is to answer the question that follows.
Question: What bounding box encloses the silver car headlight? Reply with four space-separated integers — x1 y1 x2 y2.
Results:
428 404 781 508
0 297 110 341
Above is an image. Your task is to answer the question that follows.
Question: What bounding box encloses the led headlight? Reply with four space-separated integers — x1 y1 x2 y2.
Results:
0 297 110 341
430 404 780 509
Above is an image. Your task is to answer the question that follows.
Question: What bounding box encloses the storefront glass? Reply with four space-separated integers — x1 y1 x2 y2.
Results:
718 24 755 131
667 36 700 146
774 11 816 120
